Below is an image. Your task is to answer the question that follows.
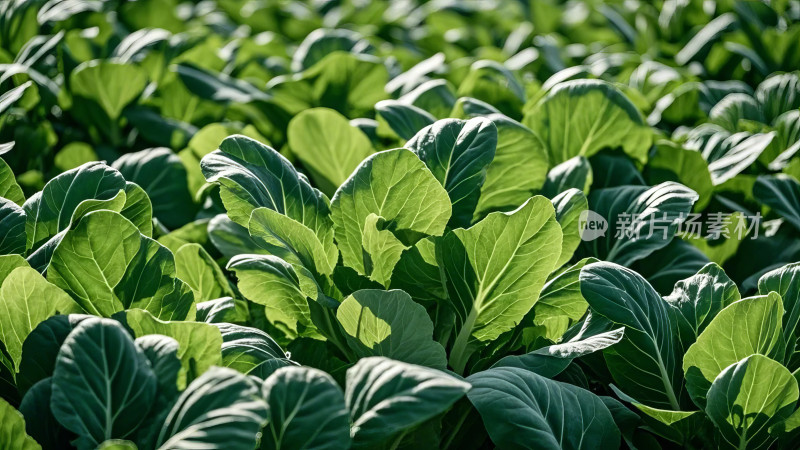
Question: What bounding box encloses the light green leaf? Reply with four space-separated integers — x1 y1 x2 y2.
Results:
48 211 195 320
360 213 408 286
260 366 351 450
337 289 447 369
683 293 784 408
287 107 374 196
51 318 156 450
23 162 126 251
70 60 147 120
0 158 24 205
474 114 549 219
174 243 233 301
155 367 268 450
468 367 620 449
523 79 652 165
0 397 40 450
0 254 28 284
201 135 334 244
123 309 222 390
331 148 451 277
0 266 80 371
580 262 684 410
228 254 320 340
406 118 497 227
706 355 798 450
551 188 588 268
439 196 562 373
345 357 470 447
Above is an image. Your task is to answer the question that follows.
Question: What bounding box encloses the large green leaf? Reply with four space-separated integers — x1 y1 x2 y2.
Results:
405 118 497 227
156 367 268 450
70 60 147 120
228 254 320 340
19 379 69 450
216 323 294 379
260 366 350 450
468 367 620 449
473 114 549 219
51 318 156 449
47 211 195 320
0 397 40 450
287 107 374 196
336 289 447 369
758 262 800 367
200 135 334 244
0 266 80 371
706 355 798 450
439 196 562 373
580 262 685 410
23 162 126 252
523 79 652 165
123 309 222 389
112 148 195 230
664 263 740 353
0 158 24 206
646 142 713 211
580 182 698 266
345 357 470 448
330 148 451 277
174 243 233 302
683 293 784 408
0 197 25 255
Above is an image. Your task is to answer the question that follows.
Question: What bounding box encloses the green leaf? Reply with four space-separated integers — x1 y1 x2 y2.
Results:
467 367 620 449
457 60 525 119
707 132 775 185
551 188 588 268
523 79 652 165
48 211 195 320
96 440 137 449
360 213 409 286
580 262 684 410
758 262 800 366
123 309 222 390
439 196 562 373
474 114 549 219
493 326 624 378
610 387 705 447
337 289 447 369
51 318 156 449
683 293 784 408
0 254 27 284
646 142 713 211
248 206 337 277
406 118 497 228
156 367 268 450
0 158 24 205
581 182 698 266
706 355 798 450
112 148 196 230
287 107 374 196
23 162 126 251
345 357 470 447
208 214 267 260
0 397 40 450
754 174 800 231
0 197 25 255
70 60 147 120
260 366 351 450
19 379 70 450
709 93 764 131
174 243 233 301
399 79 457 120
541 155 593 198
201 135 334 244
664 263 740 352
228 254 321 340
757 73 800 124
389 237 447 306
331 148 451 277
375 100 436 140
216 323 294 379
0 266 80 371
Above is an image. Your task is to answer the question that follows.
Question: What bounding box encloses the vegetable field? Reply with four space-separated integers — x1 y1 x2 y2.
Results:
2 0 800 449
